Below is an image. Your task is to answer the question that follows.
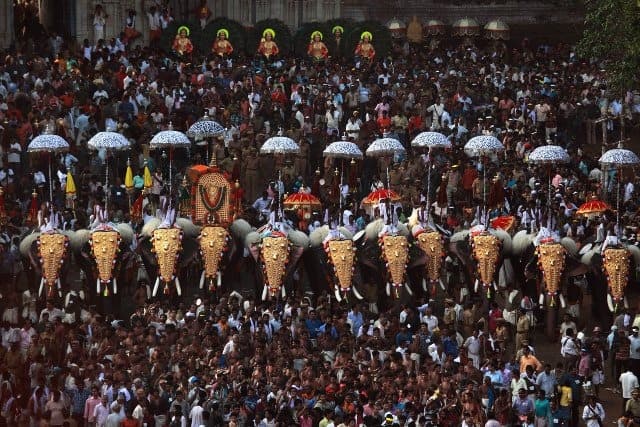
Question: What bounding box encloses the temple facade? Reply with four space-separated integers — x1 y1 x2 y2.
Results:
2 0 582 49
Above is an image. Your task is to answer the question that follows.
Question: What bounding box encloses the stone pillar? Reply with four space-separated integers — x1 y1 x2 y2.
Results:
75 1 90 43
0 0 14 49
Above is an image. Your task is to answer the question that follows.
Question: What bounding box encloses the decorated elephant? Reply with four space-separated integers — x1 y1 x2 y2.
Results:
511 228 588 338
579 239 640 315
447 225 514 301
244 225 309 300
308 225 364 302
138 217 201 298
69 223 138 299
19 229 73 299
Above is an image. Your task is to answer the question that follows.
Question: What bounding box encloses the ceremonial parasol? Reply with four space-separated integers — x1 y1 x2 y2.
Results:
366 138 406 222
528 144 571 229
599 147 640 234
491 215 516 232
528 144 570 165
150 126 191 195
260 135 300 224
259 136 300 155
283 189 322 210
412 132 450 225
362 188 402 205
27 132 70 202
452 18 480 37
425 19 445 36
484 20 510 40
323 141 364 160
464 136 504 225
87 130 131 213
576 198 610 217
187 114 225 140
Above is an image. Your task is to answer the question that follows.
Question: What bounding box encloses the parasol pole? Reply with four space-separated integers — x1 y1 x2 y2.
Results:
48 154 53 203
616 166 621 238
339 160 344 227
548 165 552 230
482 155 486 226
425 149 431 226
105 154 109 215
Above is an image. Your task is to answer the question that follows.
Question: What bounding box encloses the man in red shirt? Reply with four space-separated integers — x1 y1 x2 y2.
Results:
376 110 391 133
462 162 478 203
408 108 424 138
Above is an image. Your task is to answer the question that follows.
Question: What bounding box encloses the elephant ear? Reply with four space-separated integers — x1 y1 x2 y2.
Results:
230 219 252 242
309 226 330 247
69 229 91 252
450 229 469 244
20 232 40 257
396 223 410 237
512 230 534 256
560 237 578 257
493 229 512 256
115 224 135 246
245 231 261 248
580 248 599 266
175 218 200 239
365 219 384 241
141 218 161 238
288 230 310 250
628 244 640 267
338 227 354 240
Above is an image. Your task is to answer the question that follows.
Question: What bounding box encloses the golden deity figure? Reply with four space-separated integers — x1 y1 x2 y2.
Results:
354 31 376 62
258 28 279 60
173 26 194 57
212 28 234 57
307 30 329 61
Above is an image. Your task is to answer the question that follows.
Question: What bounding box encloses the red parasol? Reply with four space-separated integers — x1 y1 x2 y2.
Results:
576 198 611 216
283 190 322 210
362 189 402 206
491 215 516 232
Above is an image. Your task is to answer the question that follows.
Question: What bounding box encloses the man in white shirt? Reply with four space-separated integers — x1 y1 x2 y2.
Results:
93 396 110 427
7 140 21 175
421 307 438 333
620 368 639 407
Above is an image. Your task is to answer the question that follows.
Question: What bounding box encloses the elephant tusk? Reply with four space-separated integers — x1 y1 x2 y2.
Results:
625 296 629 309
607 294 614 313
439 279 445 291
405 283 413 296
175 277 182 296
199 271 205 289
352 286 364 300
386 282 391 297
460 286 468 303
96 278 101 295
334 287 342 302
558 294 566 309
422 278 427 292
146 284 151 301
152 277 160 297
262 285 268 301
113 278 117 295
217 271 222 289
281 285 286 299
474 279 479 293
539 293 544 307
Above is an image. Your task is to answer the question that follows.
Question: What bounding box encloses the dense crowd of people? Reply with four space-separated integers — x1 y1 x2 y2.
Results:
2 2 640 427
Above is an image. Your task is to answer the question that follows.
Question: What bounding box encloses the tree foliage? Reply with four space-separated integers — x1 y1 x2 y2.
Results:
577 0 640 94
